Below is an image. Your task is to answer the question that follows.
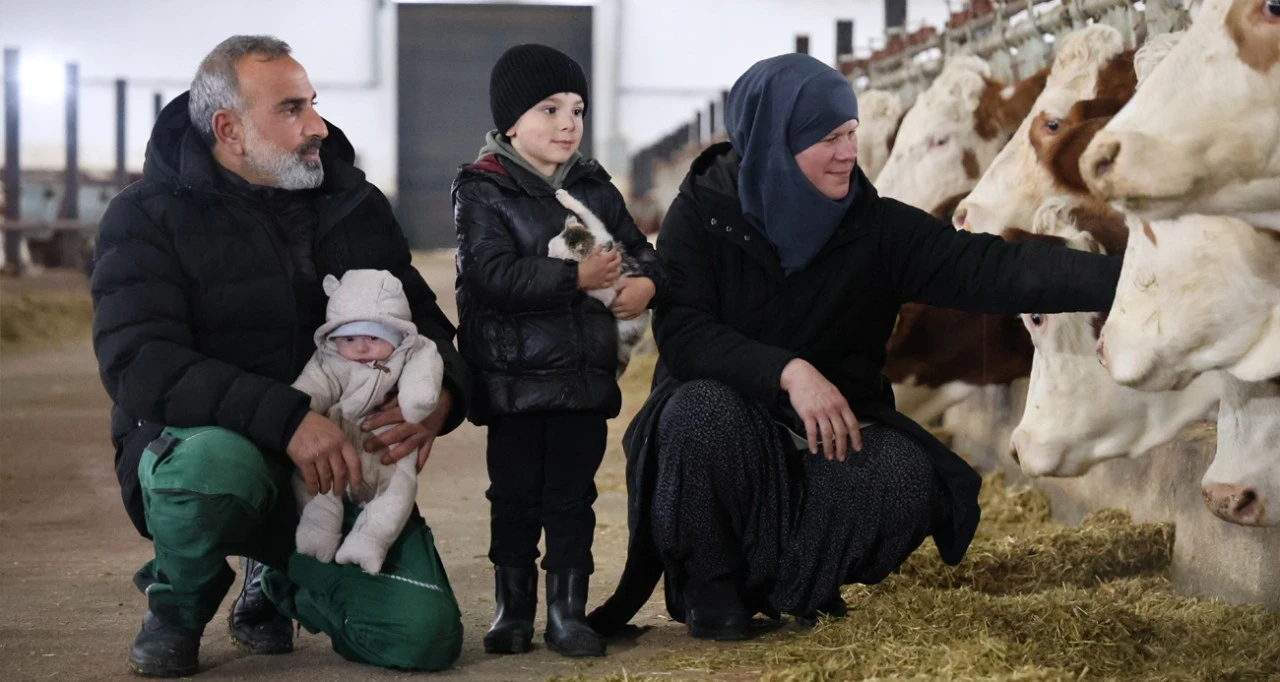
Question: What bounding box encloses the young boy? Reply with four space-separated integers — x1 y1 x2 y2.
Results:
452 44 665 658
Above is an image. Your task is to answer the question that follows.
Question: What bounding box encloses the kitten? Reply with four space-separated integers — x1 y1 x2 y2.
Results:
548 189 650 378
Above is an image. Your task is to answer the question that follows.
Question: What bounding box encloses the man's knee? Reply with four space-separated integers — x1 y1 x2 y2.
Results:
355 583 463 671
140 426 281 524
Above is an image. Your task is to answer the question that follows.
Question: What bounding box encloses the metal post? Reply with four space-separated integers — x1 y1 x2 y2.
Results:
708 101 717 136
63 63 79 221
795 35 810 54
153 91 163 121
693 111 703 145
4 47 23 274
115 78 127 190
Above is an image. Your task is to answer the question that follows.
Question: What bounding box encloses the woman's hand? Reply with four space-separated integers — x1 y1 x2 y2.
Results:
780 358 863 461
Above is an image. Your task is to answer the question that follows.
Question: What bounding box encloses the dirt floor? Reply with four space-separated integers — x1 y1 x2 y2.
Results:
0 254 716 682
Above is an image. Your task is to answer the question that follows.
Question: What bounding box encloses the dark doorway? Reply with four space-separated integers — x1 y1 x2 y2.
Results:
397 3 594 248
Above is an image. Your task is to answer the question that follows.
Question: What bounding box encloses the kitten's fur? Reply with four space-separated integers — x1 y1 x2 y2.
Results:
548 189 650 378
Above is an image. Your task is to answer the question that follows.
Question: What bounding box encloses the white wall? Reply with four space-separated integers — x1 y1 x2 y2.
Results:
0 0 397 188
0 0 951 194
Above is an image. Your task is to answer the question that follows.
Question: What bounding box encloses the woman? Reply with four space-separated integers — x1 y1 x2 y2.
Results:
587 54 1119 641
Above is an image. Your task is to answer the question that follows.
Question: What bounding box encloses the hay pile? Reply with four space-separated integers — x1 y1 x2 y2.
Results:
0 290 94 353
557 472 1280 682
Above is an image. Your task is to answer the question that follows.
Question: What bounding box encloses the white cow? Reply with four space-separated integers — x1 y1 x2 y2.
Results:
1006 197 1221 477
1098 214 1280 391
874 56 1047 217
1080 0 1280 231
1202 376 1280 526
855 89 905 183
954 24 1138 234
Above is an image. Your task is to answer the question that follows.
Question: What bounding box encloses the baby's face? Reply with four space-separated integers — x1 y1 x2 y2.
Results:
333 335 396 363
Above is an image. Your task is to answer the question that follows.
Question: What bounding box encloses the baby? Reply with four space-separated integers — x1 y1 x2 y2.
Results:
291 269 444 574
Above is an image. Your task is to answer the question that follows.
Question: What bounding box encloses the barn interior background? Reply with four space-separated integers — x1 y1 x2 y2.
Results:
2 1 1278 680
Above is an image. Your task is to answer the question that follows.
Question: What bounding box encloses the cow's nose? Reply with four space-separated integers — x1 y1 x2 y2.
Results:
1009 441 1020 466
1203 484 1266 526
1095 333 1108 369
1086 138 1121 181
952 206 969 231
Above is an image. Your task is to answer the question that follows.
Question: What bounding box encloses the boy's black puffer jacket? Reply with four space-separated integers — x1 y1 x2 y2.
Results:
452 154 664 424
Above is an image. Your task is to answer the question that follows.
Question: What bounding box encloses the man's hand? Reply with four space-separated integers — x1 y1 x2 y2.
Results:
611 276 656 320
362 389 453 473
287 411 362 495
780 358 863 462
577 246 622 290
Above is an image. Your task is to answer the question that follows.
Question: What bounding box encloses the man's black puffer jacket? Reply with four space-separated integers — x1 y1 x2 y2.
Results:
92 92 471 537
452 154 664 424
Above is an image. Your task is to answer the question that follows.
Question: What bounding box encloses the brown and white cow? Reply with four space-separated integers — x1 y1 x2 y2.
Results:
874 55 1047 217
885 303 1034 423
953 24 1140 234
856 89 906 183
1097 213 1280 391
1080 0 1280 231
1004 197 1221 477
1201 376 1280 526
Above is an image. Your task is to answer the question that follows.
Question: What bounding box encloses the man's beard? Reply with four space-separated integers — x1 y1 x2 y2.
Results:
242 121 324 190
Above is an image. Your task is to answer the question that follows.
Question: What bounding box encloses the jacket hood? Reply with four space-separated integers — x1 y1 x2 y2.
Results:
313 269 419 348
145 91 359 190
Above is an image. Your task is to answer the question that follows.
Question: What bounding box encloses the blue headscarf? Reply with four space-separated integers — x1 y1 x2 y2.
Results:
726 54 860 274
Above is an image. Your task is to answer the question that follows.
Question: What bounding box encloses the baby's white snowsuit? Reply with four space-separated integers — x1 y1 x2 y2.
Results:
291 269 444 574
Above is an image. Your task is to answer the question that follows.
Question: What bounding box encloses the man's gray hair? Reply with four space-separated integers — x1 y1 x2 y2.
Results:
189 35 292 144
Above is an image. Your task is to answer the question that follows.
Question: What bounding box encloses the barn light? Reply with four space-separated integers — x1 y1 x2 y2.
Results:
18 55 65 102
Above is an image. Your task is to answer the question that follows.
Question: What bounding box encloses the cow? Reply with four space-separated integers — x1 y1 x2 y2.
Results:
885 303 1034 424
1003 197 1221 477
1097 214 1280 391
1080 0 1280 231
1202 376 1280 526
855 89 906 183
953 24 1140 234
874 55 1047 217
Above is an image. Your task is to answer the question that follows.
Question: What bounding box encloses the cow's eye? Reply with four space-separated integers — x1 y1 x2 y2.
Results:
1045 119 1061 133
1267 0 1280 18
1029 313 1045 327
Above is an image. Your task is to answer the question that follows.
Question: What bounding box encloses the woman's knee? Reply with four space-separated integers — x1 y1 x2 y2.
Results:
659 380 752 440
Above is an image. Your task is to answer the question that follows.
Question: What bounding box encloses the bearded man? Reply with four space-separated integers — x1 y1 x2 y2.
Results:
91 35 471 677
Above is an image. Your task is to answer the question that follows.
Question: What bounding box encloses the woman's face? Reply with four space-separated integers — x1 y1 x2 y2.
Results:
506 92 585 177
794 119 859 200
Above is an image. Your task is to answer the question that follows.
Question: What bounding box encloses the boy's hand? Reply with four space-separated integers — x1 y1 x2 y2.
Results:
577 246 622 290
611 276 655 320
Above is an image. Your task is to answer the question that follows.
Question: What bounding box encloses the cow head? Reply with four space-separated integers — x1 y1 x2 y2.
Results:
1081 0 1280 230
875 56 1046 216
954 25 1138 234
1202 376 1280 526
855 89 906 183
1005 197 1221 477
1098 215 1280 391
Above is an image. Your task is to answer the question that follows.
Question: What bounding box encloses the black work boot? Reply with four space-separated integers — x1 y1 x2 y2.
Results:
684 578 749 641
544 570 606 657
128 608 202 678
227 558 293 655
483 565 538 654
